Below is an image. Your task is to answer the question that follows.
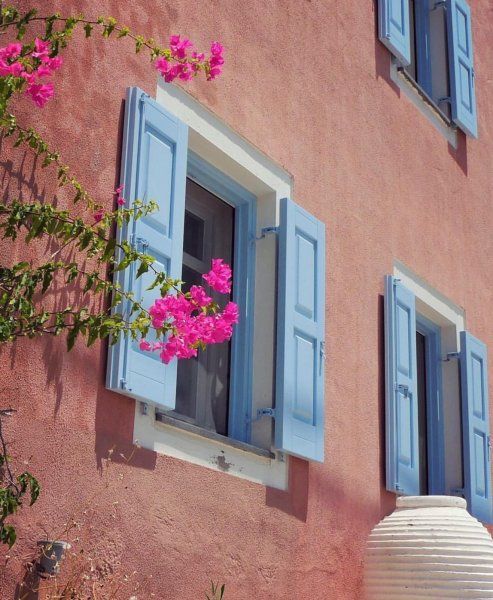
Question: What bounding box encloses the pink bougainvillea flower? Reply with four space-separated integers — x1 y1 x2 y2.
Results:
114 184 125 206
0 60 24 77
192 51 205 61
93 208 105 223
202 258 232 294
0 43 22 61
190 285 212 308
210 41 224 56
41 55 63 73
169 35 193 59
208 65 222 80
155 57 170 76
25 82 54 108
20 71 35 84
139 340 153 351
178 62 194 81
32 38 51 59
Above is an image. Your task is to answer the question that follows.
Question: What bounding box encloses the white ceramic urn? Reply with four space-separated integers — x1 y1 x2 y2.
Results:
364 496 493 599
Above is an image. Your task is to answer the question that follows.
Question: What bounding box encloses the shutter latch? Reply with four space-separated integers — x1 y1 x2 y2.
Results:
255 226 278 241
253 408 276 421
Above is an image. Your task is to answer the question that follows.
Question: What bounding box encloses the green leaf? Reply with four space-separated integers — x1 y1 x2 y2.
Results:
102 238 116 262
136 261 149 279
0 524 16 548
84 22 93 37
67 327 77 351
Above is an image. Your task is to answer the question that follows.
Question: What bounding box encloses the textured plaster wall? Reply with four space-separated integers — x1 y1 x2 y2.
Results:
1 0 492 598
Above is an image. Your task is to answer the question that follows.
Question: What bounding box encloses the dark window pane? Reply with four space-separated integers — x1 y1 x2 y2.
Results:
183 210 204 260
181 265 202 293
172 177 234 437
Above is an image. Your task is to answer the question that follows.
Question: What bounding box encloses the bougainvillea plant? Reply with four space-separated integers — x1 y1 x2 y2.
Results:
0 5 233 546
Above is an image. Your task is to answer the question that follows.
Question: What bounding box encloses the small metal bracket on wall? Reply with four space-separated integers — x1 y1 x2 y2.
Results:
442 352 460 362
255 226 278 241
140 401 149 416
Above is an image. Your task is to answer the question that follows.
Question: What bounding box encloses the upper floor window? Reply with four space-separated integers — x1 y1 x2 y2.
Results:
378 0 478 137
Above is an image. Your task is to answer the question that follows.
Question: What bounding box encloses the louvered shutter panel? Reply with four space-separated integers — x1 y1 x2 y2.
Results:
385 276 420 495
275 198 325 462
106 87 188 409
378 0 412 66
447 0 478 138
460 331 492 522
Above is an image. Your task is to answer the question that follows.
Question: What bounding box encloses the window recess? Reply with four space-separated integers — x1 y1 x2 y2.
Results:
106 87 327 470
378 0 478 137
384 274 492 522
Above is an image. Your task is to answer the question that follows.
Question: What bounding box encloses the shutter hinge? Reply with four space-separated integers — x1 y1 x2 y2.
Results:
120 378 132 392
431 0 446 10
254 226 279 241
395 483 403 492
442 351 459 362
320 341 326 360
395 383 409 397
130 235 149 251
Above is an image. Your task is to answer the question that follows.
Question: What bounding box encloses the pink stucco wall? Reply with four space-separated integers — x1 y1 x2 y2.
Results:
1 0 492 598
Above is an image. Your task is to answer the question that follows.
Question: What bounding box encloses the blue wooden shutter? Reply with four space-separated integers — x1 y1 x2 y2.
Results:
385 276 420 495
378 0 412 66
447 0 478 138
275 198 325 462
106 87 188 409
460 331 492 522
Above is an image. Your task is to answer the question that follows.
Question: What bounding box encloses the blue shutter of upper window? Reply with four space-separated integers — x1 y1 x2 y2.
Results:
106 87 188 410
385 276 420 495
447 0 478 138
275 198 325 462
378 0 412 66
460 331 492 523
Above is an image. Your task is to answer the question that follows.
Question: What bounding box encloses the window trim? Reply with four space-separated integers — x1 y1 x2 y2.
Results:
416 312 445 495
186 151 257 443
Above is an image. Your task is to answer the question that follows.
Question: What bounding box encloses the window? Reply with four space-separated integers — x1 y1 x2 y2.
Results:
378 0 478 137
384 273 492 522
173 179 234 436
404 0 451 119
106 87 327 479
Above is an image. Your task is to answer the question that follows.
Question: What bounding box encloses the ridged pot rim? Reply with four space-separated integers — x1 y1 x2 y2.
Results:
396 495 467 509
